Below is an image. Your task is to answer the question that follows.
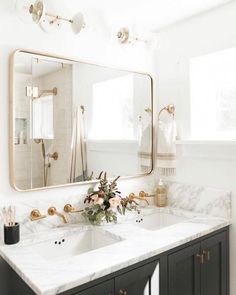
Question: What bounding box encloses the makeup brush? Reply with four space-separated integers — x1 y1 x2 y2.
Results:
1 206 16 227
12 206 16 227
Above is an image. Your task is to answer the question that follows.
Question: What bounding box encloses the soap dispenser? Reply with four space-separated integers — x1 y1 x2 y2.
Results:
155 179 167 207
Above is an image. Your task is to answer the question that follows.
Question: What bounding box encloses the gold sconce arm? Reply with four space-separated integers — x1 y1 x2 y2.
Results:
30 209 47 221
48 207 68 224
64 204 84 213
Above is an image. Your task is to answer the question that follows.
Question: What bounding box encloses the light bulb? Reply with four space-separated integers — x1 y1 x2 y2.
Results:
15 0 35 24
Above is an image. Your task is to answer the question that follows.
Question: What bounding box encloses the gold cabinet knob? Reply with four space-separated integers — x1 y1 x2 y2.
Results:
203 250 210 261
119 290 128 295
196 253 204 264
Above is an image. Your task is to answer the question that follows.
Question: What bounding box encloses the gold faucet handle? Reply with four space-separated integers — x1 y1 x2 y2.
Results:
48 207 68 224
139 191 155 199
48 207 57 216
139 191 148 199
30 209 46 221
128 193 136 200
64 204 83 213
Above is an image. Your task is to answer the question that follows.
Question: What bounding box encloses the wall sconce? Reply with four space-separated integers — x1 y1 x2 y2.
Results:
16 0 85 34
117 27 148 45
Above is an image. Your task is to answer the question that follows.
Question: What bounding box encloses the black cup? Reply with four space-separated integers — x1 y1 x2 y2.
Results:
4 223 20 245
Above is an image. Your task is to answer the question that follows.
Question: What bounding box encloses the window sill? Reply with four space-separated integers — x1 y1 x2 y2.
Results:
175 140 236 145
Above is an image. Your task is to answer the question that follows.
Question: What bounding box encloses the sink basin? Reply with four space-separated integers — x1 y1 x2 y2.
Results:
31 228 123 261
133 212 188 231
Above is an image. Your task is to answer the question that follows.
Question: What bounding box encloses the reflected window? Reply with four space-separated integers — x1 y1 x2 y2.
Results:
89 74 135 140
190 47 236 140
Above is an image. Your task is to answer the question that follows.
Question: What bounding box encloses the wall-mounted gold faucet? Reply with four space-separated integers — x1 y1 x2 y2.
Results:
64 204 83 213
128 191 150 205
48 207 68 224
30 209 47 221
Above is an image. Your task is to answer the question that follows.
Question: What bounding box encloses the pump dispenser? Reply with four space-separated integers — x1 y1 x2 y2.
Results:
155 179 168 207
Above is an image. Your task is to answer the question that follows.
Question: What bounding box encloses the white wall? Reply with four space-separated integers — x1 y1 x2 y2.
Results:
0 1 156 206
155 1 236 293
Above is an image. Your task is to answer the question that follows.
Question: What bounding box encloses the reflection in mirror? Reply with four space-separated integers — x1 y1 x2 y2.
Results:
11 51 153 191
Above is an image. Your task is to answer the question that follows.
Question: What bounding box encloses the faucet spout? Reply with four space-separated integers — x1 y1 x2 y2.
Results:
128 192 149 205
48 207 68 224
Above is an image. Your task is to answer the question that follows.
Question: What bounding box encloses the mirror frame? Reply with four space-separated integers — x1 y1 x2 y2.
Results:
9 49 154 192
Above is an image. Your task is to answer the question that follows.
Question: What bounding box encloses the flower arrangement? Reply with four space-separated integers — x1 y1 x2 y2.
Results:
82 172 138 225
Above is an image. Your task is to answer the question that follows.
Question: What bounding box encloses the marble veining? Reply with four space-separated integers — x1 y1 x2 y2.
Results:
0 181 231 237
0 181 232 295
0 206 230 295
167 181 231 219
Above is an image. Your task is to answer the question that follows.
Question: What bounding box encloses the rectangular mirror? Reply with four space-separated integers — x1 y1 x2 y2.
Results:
10 50 153 191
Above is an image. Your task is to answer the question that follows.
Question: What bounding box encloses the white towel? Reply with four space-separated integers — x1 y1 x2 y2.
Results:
138 124 152 173
69 107 85 182
32 95 54 139
157 119 177 177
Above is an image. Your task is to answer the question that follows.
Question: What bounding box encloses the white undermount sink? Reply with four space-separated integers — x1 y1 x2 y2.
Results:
133 212 188 231
31 228 123 262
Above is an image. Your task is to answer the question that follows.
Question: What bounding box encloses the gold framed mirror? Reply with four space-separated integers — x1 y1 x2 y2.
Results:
10 49 153 191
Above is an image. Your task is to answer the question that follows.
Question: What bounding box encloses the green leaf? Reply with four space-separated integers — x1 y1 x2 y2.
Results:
122 206 126 215
117 206 122 215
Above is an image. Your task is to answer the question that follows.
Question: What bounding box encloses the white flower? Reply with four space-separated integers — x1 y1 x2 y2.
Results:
109 196 121 208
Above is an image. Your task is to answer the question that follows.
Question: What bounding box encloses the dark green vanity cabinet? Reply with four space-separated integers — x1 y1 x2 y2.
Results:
0 227 229 295
74 261 159 295
114 261 158 295
168 243 201 295
168 230 229 295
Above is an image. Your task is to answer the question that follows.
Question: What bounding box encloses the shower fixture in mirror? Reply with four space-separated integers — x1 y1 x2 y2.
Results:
10 50 153 191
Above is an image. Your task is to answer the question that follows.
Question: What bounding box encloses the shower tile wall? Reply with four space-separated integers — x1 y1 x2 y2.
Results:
34 66 73 187
33 65 72 185
15 67 72 189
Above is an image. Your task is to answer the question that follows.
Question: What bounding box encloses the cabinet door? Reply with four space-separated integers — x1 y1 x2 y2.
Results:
0 257 35 295
115 261 159 295
168 243 201 295
201 231 228 295
76 279 114 295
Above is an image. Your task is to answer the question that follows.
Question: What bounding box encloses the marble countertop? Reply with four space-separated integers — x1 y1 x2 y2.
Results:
0 206 230 295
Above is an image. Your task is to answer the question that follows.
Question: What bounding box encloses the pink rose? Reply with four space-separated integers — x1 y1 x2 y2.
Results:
91 194 99 200
91 194 104 205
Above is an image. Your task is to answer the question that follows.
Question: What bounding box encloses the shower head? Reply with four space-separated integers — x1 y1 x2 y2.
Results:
34 138 42 144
